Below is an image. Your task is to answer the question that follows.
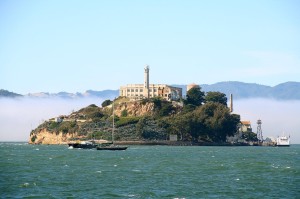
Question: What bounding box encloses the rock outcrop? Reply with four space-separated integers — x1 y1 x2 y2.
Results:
113 101 155 117
29 129 76 145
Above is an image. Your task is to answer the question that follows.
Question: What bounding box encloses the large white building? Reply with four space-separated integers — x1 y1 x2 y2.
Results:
119 66 182 101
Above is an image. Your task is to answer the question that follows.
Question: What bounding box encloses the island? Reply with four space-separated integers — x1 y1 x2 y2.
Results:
29 85 262 146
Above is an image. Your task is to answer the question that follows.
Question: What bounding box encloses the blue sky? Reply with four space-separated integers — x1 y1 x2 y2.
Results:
1 0 300 94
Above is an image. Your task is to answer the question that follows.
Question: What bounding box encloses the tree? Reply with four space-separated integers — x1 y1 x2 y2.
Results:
199 102 240 142
185 87 205 107
205 92 227 106
158 102 174 117
101 99 112 107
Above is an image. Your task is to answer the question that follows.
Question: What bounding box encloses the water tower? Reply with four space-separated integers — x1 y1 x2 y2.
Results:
257 119 263 142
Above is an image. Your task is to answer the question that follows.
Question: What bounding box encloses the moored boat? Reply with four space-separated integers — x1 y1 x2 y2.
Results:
96 144 128 151
276 133 290 147
68 140 97 149
96 102 128 151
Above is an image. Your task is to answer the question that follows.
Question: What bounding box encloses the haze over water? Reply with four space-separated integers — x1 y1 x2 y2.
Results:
1 143 299 198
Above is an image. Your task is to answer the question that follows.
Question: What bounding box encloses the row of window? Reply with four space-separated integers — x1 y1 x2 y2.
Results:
126 94 170 97
126 94 158 97
126 88 158 92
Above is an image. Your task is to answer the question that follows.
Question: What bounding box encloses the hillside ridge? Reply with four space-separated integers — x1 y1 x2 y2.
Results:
2 81 300 100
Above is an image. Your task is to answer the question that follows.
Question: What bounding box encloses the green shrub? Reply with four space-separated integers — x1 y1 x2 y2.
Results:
31 135 37 143
58 121 78 134
121 109 128 117
48 122 59 130
116 117 140 127
93 131 112 140
101 99 112 107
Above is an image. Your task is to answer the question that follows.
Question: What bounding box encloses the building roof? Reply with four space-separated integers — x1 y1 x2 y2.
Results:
241 121 251 125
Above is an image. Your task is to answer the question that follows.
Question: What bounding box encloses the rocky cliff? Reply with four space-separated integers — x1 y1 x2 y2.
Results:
29 129 76 145
113 101 155 117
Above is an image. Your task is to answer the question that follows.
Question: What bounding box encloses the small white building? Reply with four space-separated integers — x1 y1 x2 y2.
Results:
54 117 63 123
169 134 178 141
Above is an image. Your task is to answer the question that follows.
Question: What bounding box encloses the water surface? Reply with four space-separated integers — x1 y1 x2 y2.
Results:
1 143 299 198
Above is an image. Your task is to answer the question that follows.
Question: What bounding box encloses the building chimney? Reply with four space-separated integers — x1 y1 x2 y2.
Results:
230 93 233 112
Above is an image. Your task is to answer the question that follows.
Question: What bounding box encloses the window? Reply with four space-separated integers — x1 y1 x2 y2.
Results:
131 89 134 92
127 89 130 92
135 89 138 92
140 89 143 92
149 89 152 92
154 89 157 92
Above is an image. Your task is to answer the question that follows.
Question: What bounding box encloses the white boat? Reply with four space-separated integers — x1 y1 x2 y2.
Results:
276 133 290 147
68 140 97 149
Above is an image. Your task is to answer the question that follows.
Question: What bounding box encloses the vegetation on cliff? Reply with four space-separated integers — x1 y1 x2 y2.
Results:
30 87 242 144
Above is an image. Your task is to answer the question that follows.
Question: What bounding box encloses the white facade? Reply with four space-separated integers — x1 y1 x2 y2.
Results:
119 66 182 101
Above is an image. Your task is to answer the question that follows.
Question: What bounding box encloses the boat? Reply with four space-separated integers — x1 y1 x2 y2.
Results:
96 102 128 151
68 140 97 149
276 133 290 147
96 142 128 150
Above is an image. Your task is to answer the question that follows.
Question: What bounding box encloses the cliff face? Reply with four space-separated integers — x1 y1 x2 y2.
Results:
114 101 155 117
29 129 76 145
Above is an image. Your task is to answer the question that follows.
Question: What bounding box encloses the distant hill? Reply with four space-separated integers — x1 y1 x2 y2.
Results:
0 89 22 98
201 81 300 100
1 81 299 100
174 81 300 100
25 90 119 99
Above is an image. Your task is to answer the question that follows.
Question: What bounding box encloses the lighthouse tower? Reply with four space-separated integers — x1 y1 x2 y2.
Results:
144 65 150 98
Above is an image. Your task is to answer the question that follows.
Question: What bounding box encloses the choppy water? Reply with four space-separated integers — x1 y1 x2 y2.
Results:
1 143 299 198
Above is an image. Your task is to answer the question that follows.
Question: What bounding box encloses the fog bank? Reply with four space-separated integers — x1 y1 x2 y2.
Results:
0 97 104 142
234 98 300 144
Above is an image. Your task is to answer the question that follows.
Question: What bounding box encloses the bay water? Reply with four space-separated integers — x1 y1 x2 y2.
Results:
1 143 299 198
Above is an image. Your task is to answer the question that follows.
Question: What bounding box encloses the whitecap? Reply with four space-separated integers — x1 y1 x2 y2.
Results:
21 182 30 187
49 157 52 160
286 166 291 169
96 171 102 173
236 178 240 181
114 164 117 167
35 148 39 150
132 169 141 172
271 164 279 169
